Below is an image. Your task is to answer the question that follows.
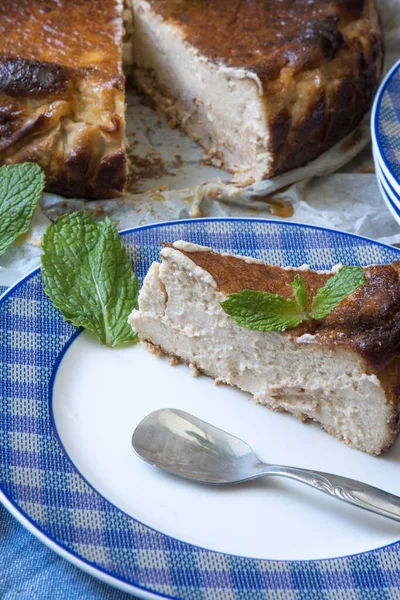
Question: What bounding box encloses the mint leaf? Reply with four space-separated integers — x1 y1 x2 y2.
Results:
0 163 45 256
41 211 138 347
311 265 365 320
221 290 303 332
292 274 308 312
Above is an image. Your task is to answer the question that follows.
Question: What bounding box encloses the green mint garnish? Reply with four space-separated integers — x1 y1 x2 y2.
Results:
221 265 365 332
310 266 366 320
0 163 45 256
41 210 139 347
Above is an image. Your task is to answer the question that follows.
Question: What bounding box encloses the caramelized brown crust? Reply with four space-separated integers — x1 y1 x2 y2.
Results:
0 58 70 99
0 0 127 199
144 0 383 177
171 246 400 377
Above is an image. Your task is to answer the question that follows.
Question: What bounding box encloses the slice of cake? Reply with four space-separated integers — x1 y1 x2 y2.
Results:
0 0 127 199
132 0 383 183
129 242 400 455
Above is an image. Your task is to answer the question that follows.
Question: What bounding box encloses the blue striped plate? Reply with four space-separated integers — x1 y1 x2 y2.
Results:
372 140 400 224
371 58 400 198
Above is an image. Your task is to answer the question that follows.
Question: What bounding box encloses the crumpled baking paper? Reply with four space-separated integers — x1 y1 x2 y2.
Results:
1 0 399 285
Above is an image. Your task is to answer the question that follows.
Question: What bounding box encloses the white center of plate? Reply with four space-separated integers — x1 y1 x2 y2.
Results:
53 332 400 561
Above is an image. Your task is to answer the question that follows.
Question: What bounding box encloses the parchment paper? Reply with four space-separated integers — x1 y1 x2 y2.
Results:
1 0 399 284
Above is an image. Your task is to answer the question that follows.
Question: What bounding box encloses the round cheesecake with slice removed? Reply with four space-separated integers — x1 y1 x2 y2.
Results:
0 0 384 197
129 242 400 456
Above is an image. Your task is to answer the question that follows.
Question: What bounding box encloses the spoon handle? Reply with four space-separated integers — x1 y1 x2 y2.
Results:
263 465 400 523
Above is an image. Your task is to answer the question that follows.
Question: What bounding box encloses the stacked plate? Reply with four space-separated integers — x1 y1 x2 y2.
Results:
371 58 400 224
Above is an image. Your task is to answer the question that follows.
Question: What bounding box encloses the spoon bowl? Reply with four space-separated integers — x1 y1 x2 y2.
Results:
132 408 263 484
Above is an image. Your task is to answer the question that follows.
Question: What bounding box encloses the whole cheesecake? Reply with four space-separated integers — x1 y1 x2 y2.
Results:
0 0 127 199
0 0 384 197
129 242 400 456
132 0 384 184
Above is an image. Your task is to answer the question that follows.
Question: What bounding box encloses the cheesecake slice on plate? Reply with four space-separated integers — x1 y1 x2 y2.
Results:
0 0 127 198
129 242 400 456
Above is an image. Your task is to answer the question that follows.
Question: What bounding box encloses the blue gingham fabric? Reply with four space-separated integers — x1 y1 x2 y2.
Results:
375 59 400 184
1 219 400 599
0 505 134 599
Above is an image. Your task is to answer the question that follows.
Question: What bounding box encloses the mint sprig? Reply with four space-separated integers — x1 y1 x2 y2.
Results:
41 211 138 347
0 163 45 256
221 266 365 332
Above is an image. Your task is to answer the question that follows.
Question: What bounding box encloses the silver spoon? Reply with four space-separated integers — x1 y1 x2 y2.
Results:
132 408 400 524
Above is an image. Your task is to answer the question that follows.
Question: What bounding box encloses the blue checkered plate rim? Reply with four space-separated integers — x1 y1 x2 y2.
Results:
2 218 400 600
372 58 400 195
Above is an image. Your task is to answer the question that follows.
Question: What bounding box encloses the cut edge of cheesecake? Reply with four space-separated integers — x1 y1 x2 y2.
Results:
129 241 400 456
131 0 383 184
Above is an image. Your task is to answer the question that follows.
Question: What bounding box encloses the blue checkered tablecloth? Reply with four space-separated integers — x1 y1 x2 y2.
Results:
0 505 136 599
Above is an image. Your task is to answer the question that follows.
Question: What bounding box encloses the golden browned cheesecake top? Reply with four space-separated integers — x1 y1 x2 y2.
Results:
169 244 400 373
0 0 123 80
145 0 374 79
0 0 126 199
0 0 124 107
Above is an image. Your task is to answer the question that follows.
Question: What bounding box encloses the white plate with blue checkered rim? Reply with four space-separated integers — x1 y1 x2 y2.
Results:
371 57 400 198
2 218 400 599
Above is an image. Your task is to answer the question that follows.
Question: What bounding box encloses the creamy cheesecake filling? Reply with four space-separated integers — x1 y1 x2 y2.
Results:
129 246 397 456
123 0 135 72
